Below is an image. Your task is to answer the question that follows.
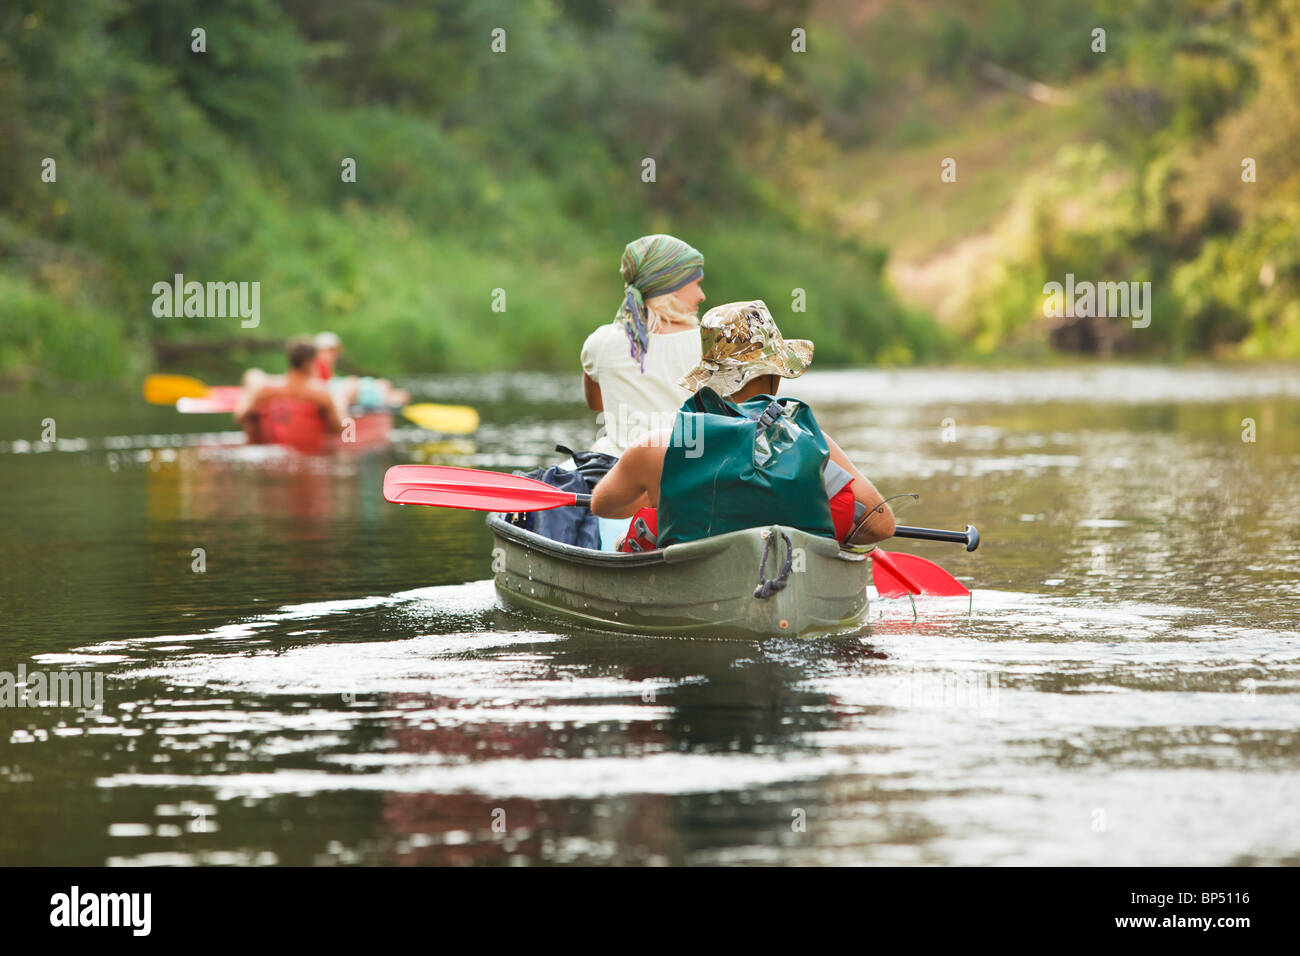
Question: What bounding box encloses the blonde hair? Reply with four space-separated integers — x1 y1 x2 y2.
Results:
643 289 699 333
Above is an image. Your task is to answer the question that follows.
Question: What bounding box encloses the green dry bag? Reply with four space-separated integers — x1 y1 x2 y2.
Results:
657 387 836 547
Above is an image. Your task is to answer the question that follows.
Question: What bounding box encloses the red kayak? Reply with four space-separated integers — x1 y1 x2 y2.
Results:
248 397 391 454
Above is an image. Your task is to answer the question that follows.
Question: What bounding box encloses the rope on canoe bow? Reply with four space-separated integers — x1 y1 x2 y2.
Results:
754 530 795 599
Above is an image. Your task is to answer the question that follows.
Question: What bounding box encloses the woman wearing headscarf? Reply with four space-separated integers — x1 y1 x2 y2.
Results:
580 234 705 457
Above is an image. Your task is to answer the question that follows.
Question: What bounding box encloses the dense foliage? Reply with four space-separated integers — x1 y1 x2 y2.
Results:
962 0 1300 358
0 0 944 385
0 0 1294 387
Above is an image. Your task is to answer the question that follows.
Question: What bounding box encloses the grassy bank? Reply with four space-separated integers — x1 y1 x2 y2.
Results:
0 0 944 387
1 0 1295 389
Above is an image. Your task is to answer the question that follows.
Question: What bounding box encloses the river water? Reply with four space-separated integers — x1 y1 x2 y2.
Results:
1 364 1297 865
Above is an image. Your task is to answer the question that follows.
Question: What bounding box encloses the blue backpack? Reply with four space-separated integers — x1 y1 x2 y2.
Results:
511 445 617 549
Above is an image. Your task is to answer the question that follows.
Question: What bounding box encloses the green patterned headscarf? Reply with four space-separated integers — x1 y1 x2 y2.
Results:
616 234 704 370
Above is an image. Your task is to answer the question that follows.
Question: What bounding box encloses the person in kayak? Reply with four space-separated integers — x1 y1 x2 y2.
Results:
589 300 896 550
581 234 706 456
235 337 344 441
581 234 706 549
314 331 341 381
311 331 410 411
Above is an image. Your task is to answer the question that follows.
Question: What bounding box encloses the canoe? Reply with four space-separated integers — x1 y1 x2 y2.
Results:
486 512 870 639
249 397 391 454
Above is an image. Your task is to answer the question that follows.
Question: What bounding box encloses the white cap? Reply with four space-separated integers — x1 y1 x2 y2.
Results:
314 331 341 349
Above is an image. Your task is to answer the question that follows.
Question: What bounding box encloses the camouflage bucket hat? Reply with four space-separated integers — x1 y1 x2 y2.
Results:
678 300 813 395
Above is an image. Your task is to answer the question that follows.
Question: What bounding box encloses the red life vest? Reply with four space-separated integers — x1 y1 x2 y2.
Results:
254 397 329 453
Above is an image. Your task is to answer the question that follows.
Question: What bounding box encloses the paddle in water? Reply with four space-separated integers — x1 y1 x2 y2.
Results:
383 465 978 597
871 548 969 598
147 375 477 432
846 494 976 598
869 514 978 597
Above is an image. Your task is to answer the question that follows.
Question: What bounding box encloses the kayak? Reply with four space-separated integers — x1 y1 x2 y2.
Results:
248 397 391 454
486 512 870 639
175 386 244 414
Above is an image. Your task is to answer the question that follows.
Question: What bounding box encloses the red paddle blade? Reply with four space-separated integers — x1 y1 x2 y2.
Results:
872 548 969 598
382 465 580 512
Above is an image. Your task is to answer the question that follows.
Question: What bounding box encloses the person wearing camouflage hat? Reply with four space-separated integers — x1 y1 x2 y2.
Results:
590 301 896 550
677 300 813 396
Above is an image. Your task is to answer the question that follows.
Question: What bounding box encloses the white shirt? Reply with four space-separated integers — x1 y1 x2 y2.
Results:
581 322 701 455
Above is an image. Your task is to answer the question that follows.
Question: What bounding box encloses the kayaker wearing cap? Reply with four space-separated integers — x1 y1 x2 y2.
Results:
312 331 410 410
589 301 895 550
313 331 342 381
581 234 706 456
235 337 343 441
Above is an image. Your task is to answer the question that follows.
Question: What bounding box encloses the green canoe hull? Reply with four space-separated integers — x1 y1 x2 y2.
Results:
487 513 870 639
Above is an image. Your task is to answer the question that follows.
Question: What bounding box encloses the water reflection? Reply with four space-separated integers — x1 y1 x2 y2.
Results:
2 366 1299 865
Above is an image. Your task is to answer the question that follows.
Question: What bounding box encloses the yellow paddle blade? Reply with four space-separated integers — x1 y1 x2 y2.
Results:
143 374 209 405
401 403 480 435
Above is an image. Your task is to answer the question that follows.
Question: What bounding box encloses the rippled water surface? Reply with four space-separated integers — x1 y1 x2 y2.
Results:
2 365 1298 865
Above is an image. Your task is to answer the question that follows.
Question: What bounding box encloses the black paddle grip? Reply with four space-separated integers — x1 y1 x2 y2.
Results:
893 524 980 551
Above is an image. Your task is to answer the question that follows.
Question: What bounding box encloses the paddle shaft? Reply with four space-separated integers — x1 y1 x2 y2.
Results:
894 524 980 552
573 496 978 552
386 467 980 553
